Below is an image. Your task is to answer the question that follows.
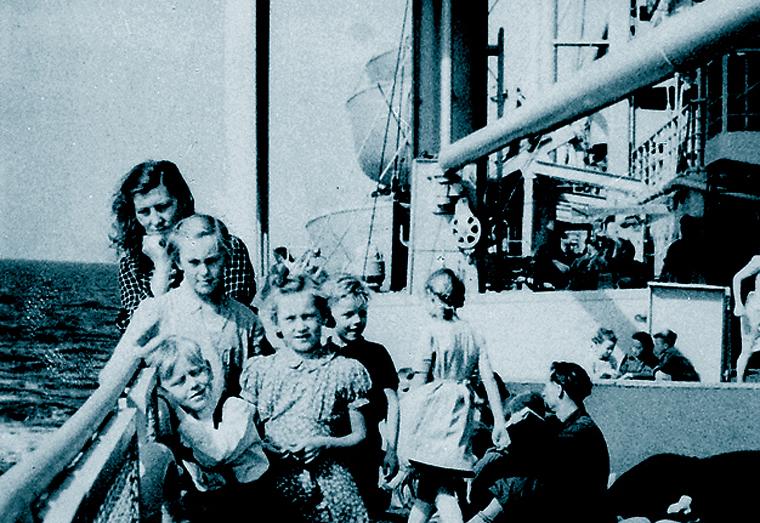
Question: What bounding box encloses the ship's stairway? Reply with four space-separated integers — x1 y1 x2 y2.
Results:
511 99 705 218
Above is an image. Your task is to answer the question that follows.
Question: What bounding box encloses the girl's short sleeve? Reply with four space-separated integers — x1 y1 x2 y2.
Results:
473 331 488 382
337 359 372 411
239 355 265 406
413 324 435 375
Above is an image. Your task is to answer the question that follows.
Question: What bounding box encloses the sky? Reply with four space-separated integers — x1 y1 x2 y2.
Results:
0 0 407 263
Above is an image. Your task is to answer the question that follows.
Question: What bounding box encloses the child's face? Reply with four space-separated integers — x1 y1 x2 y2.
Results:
591 339 615 360
425 292 446 318
177 234 225 298
161 354 212 413
276 291 323 354
331 297 367 343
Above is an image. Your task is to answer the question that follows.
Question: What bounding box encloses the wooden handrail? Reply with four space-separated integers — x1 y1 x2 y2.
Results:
0 358 141 522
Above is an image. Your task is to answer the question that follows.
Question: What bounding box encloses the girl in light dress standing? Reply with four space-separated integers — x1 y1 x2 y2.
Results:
400 268 508 523
240 275 372 522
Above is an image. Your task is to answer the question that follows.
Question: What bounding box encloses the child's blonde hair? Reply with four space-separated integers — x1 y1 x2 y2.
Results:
265 273 334 332
424 268 465 318
147 336 210 383
166 214 232 265
325 273 370 310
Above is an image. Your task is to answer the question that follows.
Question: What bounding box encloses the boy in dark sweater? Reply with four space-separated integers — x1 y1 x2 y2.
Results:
326 274 400 520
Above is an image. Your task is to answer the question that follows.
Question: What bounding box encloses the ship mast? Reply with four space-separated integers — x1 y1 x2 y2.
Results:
256 0 270 276
408 0 489 292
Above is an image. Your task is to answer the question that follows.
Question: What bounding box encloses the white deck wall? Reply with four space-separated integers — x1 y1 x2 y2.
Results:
364 286 727 382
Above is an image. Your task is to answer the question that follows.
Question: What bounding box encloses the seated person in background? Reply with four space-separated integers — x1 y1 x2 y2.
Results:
469 362 610 523
652 329 700 382
149 336 270 522
568 236 611 291
532 228 576 290
618 332 657 380
610 239 649 289
589 327 624 379
468 391 558 519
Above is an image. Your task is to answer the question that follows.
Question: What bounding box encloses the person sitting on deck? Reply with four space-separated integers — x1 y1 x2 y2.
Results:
467 361 610 523
568 236 614 291
588 327 624 379
618 332 657 380
652 329 700 382
532 227 577 290
467 391 558 520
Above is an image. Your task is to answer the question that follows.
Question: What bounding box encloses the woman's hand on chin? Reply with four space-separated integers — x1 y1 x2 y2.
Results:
142 234 170 266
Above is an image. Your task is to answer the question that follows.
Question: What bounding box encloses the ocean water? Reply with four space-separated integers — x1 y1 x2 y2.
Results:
0 259 121 475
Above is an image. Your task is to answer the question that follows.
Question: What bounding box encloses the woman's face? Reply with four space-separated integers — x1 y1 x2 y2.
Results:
542 377 562 414
630 339 643 357
133 183 180 236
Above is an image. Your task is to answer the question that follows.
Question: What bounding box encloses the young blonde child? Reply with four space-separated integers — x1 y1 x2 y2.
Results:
148 335 269 521
326 273 401 520
401 268 508 523
239 274 372 522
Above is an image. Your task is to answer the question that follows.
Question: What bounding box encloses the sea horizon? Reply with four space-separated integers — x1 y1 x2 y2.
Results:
0 257 118 267
0 258 121 474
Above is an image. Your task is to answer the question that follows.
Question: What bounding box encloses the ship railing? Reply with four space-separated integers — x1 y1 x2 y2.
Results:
0 360 160 523
629 102 701 189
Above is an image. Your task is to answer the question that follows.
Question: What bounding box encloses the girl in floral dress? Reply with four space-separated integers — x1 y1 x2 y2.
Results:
400 268 508 523
240 275 372 522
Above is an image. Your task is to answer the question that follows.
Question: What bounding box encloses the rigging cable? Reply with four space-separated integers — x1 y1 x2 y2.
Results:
362 0 411 278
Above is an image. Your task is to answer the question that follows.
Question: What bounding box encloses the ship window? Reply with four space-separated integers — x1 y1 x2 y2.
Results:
634 86 669 111
726 51 760 132
705 58 723 138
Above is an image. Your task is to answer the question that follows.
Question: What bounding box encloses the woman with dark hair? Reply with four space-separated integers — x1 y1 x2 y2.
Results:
618 332 657 380
110 160 256 331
